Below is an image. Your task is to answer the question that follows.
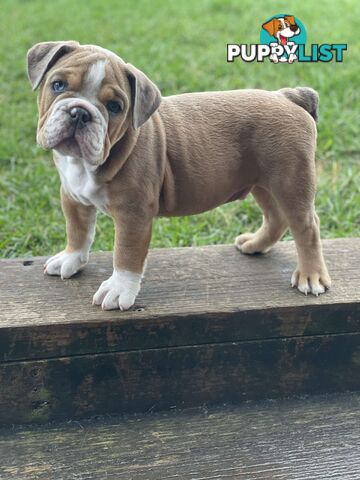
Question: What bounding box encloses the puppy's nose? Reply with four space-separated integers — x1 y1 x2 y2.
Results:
69 107 91 128
290 24 298 32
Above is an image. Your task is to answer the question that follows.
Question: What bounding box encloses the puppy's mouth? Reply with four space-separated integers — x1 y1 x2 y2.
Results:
39 99 108 165
41 122 84 159
53 135 82 158
51 127 103 165
279 34 288 45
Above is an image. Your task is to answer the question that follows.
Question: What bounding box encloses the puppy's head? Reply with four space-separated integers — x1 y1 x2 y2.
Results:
27 41 161 166
262 15 300 45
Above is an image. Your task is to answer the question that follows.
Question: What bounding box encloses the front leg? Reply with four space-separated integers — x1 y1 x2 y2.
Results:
93 212 152 311
44 187 96 279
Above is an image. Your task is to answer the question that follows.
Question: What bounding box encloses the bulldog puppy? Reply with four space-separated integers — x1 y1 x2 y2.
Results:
27 41 331 310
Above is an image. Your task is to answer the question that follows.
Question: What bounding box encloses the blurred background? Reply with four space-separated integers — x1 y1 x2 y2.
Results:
0 0 359 258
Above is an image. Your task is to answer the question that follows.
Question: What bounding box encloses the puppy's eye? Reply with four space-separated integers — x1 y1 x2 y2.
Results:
106 100 122 115
51 80 67 93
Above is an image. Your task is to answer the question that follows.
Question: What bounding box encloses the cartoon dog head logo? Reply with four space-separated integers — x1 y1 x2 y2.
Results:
262 15 300 46
260 14 307 63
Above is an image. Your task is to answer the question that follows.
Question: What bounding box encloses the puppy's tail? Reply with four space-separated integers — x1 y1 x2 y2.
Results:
279 87 319 122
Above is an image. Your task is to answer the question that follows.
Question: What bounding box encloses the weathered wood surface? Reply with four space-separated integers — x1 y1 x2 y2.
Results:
1 332 360 424
0 238 359 362
0 239 359 424
0 392 359 480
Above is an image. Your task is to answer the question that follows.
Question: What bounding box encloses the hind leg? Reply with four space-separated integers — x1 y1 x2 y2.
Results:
273 185 331 296
235 186 288 254
287 209 330 295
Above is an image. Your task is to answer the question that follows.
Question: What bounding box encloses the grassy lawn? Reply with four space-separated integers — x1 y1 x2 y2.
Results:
0 0 359 258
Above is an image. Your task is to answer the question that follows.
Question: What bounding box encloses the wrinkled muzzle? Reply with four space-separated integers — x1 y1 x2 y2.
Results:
37 98 108 166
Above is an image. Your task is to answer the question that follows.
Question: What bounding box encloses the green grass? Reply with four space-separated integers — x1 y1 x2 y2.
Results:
0 0 359 258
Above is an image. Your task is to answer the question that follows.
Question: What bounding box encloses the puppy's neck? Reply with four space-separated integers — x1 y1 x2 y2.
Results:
96 126 140 182
53 150 98 176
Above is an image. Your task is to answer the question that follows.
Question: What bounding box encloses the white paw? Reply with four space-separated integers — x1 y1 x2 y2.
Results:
44 250 88 279
235 233 272 254
92 270 142 311
291 268 331 296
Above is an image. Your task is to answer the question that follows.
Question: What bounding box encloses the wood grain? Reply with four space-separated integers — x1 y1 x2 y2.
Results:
0 239 359 362
0 392 359 479
1 332 359 424
0 239 359 425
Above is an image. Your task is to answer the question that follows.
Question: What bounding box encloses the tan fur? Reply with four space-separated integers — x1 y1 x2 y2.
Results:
28 42 331 308
61 187 96 253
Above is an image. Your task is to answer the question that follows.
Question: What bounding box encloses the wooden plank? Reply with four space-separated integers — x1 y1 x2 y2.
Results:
0 392 359 479
0 239 359 362
1 332 359 424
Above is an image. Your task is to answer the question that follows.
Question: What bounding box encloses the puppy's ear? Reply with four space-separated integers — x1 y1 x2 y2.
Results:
27 41 79 90
262 18 277 37
126 63 161 129
284 15 296 25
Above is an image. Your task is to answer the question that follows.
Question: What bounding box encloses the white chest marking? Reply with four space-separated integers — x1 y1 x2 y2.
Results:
56 155 108 213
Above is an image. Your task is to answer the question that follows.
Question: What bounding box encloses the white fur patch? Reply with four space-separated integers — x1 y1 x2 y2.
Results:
55 154 108 213
44 215 96 279
82 60 106 101
291 270 327 296
45 250 87 279
93 270 142 311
